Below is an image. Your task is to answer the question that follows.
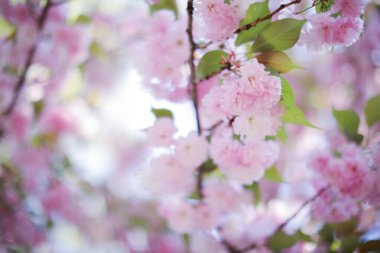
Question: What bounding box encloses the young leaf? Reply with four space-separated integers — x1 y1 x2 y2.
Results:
264 165 283 182
364 94 380 127
151 108 174 119
235 0 270 46
75 15 92 24
0 16 16 39
280 77 316 128
268 231 298 252
256 51 302 73
315 0 335 13
252 18 306 52
332 109 363 144
150 0 178 17
244 182 261 206
197 50 228 80
90 41 106 59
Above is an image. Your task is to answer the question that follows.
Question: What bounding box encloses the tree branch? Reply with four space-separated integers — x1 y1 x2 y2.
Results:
0 0 52 141
235 0 302 34
186 0 201 135
237 185 329 253
272 185 329 234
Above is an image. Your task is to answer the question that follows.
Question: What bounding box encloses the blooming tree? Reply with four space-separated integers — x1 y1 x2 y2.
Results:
1 0 380 252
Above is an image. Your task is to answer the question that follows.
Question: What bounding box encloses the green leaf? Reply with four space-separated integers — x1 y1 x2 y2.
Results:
264 165 283 182
252 18 306 52
359 240 380 253
332 109 363 144
331 217 358 238
75 15 92 24
235 0 270 46
151 107 174 119
295 230 313 242
256 51 302 73
276 125 288 142
33 100 44 118
197 50 228 80
341 235 359 253
244 182 260 206
90 41 106 59
150 0 178 17
280 77 316 128
0 16 16 39
3 65 19 76
200 158 217 173
268 231 298 252
364 94 380 127
316 0 335 13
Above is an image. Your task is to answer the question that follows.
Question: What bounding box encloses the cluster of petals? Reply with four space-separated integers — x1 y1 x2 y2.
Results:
159 199 219 233
135 11 189 101
210 132 279 184
146 117 177 147
310 144 374 200
309 143 377 222
202 59 282 138
195 0 241 41
142 131 208 196
159 180 252 234
300 0 365 51
311 187 359 223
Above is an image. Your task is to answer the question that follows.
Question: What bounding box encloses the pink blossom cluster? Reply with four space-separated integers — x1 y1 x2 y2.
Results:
300 0 365 51
195 0 241 41
134 11 190 101
143 122 208 195
201 59 281 183
156 179 252 233
309 143 376 222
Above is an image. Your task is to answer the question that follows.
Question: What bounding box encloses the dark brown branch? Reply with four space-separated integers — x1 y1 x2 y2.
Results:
195 166 205 199
221 239 243 253
186 0 201 135
237 185 329 253
235 0 302 34
197 65 229 84
273 185 329 234
0 0 52 140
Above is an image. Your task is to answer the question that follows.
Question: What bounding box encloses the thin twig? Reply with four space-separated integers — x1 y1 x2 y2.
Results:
237 185 330 253
274 186 329 234
0 0 52 140
235 0 302 34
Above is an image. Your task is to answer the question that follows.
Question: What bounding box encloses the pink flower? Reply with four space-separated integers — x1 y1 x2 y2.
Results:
299 14 336 51
201 85 230 122
196 0 240 41
6 106 32 141
300 14 363 51
40 106 75 135
175 132 209 168
310 144 373 200
311 188 359 223
332 0 364 18
142 154 195 196
332 17 363 47
210 135 279 184
190 233 227 253
192 204 219 230
147 117 177 147
159 200 196 233
204 179 251 213
232 110 277 141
